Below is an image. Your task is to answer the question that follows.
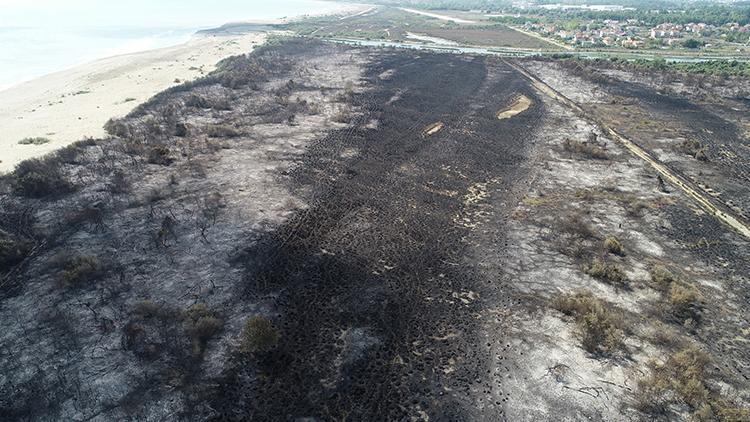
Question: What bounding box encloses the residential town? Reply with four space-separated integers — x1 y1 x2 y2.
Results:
521 18 750 50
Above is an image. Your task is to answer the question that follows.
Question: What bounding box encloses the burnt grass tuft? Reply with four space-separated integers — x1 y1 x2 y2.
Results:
553 292 625 356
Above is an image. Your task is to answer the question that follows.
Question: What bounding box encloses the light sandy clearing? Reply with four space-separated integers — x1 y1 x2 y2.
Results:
423 121 445 136
399 8 478 24
405 32 459 46
497 95 532 119
0 32 268 173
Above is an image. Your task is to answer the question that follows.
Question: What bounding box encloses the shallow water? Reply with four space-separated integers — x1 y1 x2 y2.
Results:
0 0 344 90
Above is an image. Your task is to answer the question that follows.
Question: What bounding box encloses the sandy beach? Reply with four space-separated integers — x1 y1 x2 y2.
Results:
0 32 266 173
0 2 369 173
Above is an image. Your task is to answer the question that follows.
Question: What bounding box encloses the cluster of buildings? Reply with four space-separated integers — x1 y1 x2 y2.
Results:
524 19 645 48
522 19 750 49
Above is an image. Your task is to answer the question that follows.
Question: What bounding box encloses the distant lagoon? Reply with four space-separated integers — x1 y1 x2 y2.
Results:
0 0 349 90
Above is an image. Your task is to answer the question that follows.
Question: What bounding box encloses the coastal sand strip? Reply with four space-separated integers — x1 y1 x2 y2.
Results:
0 32 267 173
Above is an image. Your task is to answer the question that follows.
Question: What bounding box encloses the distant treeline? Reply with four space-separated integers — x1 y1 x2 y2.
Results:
624 58 750 76
522 5 750 26
362 1 750 25
554 55 750 77
357 0 511 11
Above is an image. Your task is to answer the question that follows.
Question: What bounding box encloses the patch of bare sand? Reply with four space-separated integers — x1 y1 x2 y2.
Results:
422 121 445 136
497 94 532 120
0 32 267 173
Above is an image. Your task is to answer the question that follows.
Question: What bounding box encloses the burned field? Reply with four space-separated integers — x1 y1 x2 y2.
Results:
207 51 542 421
0 39 542 421
1 38 750 421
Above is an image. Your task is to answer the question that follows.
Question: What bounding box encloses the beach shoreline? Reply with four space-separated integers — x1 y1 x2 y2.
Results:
0 2 369 173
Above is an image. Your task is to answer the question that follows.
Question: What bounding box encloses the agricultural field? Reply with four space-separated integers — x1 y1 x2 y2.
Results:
421 27 554 49
283 6 557 50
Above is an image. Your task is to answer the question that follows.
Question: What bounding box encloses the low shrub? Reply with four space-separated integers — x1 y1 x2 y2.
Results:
147 146 173 165
126 301 222 361
584 258 628 287
647 321 681 348
107 170 130 194
59 254 105 286
206 124 241 138
13 157 74 198
667 283 702 324
626 199 650 217
240 316 279 353
650 265 676 292
553 292 624 356
635 346 749 420
104 118 131 138
18 137 51 145
563 138 609 160
184 94 211 109
184 304 223 357
0 230 31 271
604 235 625 256
560 212 596 239
680 139 709 162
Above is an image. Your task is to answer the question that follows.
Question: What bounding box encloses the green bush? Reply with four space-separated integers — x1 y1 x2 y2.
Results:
240 316 279 353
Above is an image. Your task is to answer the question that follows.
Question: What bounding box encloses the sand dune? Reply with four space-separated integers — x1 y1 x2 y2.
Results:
0 32 267 173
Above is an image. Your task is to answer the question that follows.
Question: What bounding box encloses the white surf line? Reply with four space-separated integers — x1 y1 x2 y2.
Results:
506 60 750 240
399 8 478 24
340 6 377 20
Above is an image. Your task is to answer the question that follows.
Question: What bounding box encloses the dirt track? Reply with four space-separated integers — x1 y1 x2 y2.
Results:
508 60 750 240
207 52 542 421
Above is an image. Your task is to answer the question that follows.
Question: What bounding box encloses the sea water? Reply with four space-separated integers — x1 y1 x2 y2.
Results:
0 0 346 91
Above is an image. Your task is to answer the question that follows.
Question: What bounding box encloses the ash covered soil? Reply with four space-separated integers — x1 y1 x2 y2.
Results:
1 39 749 421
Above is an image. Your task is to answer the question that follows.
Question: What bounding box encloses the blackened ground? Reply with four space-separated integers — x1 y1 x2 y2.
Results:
206 53 542 421
586 74 750 220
